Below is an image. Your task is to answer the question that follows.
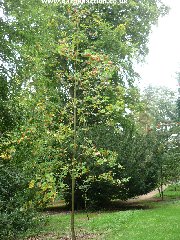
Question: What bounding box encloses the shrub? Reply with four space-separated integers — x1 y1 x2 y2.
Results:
0 163 39 239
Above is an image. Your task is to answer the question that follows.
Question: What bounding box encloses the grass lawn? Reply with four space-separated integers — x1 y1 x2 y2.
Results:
156 183 180 200
24 184 180 240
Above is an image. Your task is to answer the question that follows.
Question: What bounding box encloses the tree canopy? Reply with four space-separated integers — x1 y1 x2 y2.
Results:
1 1 178 239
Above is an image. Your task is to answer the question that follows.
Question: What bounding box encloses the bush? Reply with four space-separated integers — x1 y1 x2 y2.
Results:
0 163 39 239
61 125 159 209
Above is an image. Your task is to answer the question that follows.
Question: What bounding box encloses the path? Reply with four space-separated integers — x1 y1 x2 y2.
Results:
127 185 168 203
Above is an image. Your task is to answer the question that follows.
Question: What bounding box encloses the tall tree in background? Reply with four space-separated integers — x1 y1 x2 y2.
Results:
176 72 180 121
141 85 180 199
141 85 177 127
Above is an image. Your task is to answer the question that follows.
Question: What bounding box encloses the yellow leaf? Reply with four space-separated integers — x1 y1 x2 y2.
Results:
29 180 35 189
0 153 11 160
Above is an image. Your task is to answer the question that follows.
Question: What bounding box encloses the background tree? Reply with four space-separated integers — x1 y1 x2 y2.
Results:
140 86 180 199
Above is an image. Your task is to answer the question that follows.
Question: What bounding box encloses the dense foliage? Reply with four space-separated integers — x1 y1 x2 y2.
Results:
1 0 178 238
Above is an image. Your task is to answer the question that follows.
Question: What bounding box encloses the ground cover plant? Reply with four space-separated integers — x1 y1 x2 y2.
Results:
21 184 180 240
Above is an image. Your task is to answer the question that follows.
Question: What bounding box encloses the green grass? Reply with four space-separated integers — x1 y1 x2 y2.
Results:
23 184 180 240
161 184 180 199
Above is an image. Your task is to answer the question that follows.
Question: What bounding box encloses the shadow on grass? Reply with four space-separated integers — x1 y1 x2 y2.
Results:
44 199 155 215
44 187 180 215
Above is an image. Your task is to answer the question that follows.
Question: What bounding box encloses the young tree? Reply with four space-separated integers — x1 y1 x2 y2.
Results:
1 1 168 238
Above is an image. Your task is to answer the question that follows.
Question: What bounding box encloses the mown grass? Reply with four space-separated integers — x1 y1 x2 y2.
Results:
23 184 180 240
156 183 180 200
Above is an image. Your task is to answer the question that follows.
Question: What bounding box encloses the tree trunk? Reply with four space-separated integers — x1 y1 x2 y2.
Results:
160 183 164 201
71 60 77 240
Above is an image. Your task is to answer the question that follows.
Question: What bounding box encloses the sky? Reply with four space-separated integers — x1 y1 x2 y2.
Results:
136 0 180 90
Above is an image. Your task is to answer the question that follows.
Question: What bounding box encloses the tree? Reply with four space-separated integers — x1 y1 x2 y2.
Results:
141 86 180 199
141 85 177 127
1 1 168 238
176 72 180 121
